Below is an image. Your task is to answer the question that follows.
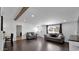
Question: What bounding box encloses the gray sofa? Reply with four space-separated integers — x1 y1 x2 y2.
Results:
26 32 37 40
44 33 64 43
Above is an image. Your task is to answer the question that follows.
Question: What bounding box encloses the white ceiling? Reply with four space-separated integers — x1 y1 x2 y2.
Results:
2 7 79 25
1 7 22 21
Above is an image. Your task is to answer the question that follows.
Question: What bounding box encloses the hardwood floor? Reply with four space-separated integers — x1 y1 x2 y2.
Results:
4 37 69 51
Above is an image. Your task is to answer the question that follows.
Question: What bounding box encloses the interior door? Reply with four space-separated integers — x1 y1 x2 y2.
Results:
16 25 22 37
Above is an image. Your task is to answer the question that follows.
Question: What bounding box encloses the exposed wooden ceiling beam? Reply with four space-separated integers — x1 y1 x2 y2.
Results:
14 7 29 20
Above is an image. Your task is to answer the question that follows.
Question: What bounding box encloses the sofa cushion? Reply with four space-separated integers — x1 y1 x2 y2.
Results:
50 33 58 37
57 34 63 39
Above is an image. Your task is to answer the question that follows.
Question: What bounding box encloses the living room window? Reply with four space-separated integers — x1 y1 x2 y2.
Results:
48 25 60 34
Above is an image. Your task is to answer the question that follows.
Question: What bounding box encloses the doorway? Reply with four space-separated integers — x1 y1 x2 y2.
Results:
16 25 22 40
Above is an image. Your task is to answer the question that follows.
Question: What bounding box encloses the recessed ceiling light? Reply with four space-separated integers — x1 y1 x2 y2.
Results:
24 19 26 22
31 14 35 18
64 20 66 22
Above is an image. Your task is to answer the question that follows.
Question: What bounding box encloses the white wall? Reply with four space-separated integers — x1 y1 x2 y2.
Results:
0 7 1 31
3 19 16 41
0 8 5 51
0 31 4 51
0 16 1 31
37 25 46 37
77 17 79 35
22 23 35 39
62 21 77 42
41 25 46 37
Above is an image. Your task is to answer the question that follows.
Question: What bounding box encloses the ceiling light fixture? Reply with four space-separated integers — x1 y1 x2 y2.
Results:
64 20 66 22
24 19 26 22
31 14 35 18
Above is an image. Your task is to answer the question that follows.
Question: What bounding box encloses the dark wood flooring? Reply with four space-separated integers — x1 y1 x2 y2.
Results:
4 37 69 51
